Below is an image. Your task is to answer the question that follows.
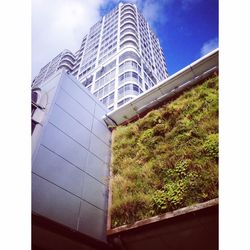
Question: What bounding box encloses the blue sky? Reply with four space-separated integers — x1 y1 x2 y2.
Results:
32 0 218 76
100 0 219 75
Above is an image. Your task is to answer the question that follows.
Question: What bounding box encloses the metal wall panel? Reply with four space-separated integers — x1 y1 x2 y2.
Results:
32 173 81 229
81 173 108 211
78 201 106 241
92 118 111 146
32 71 112 243
89 134 111 164
40 123 89 171
85 152 108 185
56 88 94 131
60 76 95 114
49 104 91 149
94 104 108 126
33 145 84 197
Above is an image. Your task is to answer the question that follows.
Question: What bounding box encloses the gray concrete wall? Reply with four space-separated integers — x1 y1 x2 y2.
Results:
32 71 112 242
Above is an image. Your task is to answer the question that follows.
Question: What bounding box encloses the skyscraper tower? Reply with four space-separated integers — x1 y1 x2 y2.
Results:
32 50 76 86
33 2 168 111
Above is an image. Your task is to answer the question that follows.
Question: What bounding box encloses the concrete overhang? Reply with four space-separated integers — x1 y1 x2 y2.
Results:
104 49 218 126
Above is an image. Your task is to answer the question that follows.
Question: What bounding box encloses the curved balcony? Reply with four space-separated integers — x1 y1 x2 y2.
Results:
58 60 74 71
120 27 138 38
121 12 136 22
63 50 76 60
31 87 47 110
120 33 138 43
120 22 137 32
63 51 75 57
32 88 41 104
120 37 138 50
119 60 141 75
120 41 138 50
121 7 136 16
118 71 143 88
61 55 75 65
121 4 136 13
120 17 137 27
60 58 75 67
118 83 142 100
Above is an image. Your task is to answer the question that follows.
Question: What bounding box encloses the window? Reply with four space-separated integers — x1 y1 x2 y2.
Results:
132 72 138 79
32 91 38 103
118 71 142 87
95 70 115 90
117 97 132 107
82 75 93 87
100 92 115 107
118 84 142 99
120 39 138 50
93 80 115 99
133 85 139 92
32 120 37 134
119 51 141 64
96 60 116 79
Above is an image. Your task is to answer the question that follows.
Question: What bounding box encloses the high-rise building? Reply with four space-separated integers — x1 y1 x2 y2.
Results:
32 50 76 86
32 2 168 110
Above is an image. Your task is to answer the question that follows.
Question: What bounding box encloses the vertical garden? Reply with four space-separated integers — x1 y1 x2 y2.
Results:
111 76 218 228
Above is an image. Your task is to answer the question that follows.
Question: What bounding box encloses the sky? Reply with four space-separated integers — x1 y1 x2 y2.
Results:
32 0 218 78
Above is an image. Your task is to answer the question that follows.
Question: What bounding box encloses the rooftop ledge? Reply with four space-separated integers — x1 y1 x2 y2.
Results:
107 198 218 235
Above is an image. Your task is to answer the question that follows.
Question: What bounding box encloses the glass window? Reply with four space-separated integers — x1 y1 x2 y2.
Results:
133 84 139 92
32 91 38 103
131 61 137 68
32 120 37 134
104 85 109 95
139 77 142 84
118 87 123 95
102 96 108 105
119 75 124 81
99 88 104 98
132 72 138 79
109 93 114 105
125 72 130 78
125 84 130 91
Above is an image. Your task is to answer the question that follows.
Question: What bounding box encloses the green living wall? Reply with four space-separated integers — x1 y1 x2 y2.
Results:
111 76 218 228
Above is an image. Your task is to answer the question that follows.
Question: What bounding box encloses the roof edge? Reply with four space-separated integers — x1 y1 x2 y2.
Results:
107 198 218 235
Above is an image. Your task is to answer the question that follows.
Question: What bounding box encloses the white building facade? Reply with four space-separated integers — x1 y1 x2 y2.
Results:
33 2 168 110
32 50 76 86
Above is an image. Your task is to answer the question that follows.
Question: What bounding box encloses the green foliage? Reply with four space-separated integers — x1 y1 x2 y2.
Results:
203 133 219 158
111 76 219 227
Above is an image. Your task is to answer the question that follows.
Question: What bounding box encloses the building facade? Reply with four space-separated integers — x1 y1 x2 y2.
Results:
32 50 76 86
32 2 168 110
32 70 112 246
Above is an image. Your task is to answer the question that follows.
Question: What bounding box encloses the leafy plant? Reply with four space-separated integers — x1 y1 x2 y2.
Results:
203 133 219 158
110 76 219 227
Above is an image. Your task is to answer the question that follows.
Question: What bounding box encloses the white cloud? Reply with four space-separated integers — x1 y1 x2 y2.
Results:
32 0 105 77
130 0 171 27
200 37 218 56
32 0 171 78
142 1 164 24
